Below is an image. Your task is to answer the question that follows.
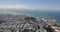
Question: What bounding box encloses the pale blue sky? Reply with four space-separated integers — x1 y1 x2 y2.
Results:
0 0 60 10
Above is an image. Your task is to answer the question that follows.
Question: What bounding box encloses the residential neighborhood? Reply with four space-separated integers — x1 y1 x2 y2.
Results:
0 14 60 32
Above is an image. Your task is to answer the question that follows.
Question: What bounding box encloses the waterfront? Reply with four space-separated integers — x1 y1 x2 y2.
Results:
0 14 60 32
13 10 60 23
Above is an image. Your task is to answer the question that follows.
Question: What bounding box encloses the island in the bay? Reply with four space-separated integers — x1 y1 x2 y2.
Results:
0 14 60 32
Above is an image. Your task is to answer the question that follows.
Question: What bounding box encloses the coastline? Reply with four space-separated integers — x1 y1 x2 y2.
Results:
0 14 60 32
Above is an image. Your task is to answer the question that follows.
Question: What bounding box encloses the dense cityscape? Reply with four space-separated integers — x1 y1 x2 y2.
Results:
0 14 60 32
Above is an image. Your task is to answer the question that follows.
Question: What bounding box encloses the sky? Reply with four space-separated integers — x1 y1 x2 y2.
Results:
0 0 60 10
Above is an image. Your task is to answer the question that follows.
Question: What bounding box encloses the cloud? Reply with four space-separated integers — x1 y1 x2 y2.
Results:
0 4 60 10
0 4 35 10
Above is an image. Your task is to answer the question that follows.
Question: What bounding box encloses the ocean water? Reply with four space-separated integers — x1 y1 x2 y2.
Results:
15 10 60 23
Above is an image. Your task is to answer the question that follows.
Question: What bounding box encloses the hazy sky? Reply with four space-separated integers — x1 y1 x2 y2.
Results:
0 0 60 10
